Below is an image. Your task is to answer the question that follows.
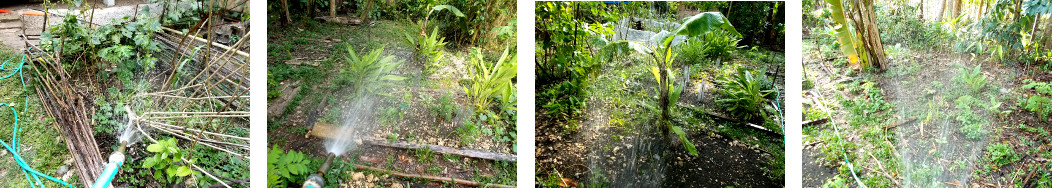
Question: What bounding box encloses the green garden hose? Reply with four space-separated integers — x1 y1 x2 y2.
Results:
811 88 867 188
0 49 76 188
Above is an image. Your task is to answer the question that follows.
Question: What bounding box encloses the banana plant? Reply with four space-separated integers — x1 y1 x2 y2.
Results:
596 12 740 156
418 5 465 36
464 47 517 113
824 0 864 69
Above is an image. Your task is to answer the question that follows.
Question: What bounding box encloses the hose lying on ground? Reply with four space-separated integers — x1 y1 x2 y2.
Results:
0 51 76 188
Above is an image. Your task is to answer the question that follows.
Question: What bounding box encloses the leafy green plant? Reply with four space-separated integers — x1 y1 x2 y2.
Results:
404 4 463 74
142 138 194 184
955 95 988 140
336 45 406 97
42 13 163 88
147 0 202 26
426 93 457 121
597 12 740 156
1022 80 1052 121
267 147 312 187
404 28 448 75
956 64 988 93
675 37 707 65
414 147 436 163
715 65 775 122
701 29 742 62
92 99 127 135
985 143 1019 169
464 47 516 112
416 4 465 37
457 119 481 145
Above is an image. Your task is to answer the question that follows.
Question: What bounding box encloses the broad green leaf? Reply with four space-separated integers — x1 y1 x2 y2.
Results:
166 166 178 177
146 143 164 153
650 66 661 84
671 126 699 156
142 157 158 168
667 12 740 48
175 166 192 177
597 41 651 63
432 5 466 17
823 0 861 66
380 75 406 81
669 84 683 104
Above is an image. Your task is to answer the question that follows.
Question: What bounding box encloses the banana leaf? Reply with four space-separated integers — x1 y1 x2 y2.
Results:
432 5 466 17
824 0 862 67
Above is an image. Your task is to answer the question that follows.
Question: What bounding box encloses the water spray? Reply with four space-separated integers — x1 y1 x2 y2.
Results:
302 152 337 188
92 106 140 188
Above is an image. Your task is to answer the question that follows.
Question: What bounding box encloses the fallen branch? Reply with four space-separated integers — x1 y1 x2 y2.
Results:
362 136 516 162
802 118 829 127
884 117 917 130
804 141 824 148
309 123 515 162
867 152 900 187
354 164 514 188
695 108 783 137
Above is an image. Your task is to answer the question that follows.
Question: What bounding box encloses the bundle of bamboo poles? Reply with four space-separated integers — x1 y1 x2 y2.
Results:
24 36 104 187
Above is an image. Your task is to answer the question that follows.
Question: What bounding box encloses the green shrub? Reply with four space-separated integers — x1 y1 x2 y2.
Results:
675 37 707 65
701 30 742 61
43 13 163 88
427 92 457 121
266 147 312 187
1023 80 1052 121
457 118 481 145
956 64 987 93
93 99 127 135
985 143 1019 169
715 65 774 121
875 5 944 48
404 28 449 75
955 95 988 140
676 30 741 66
335 45 406 96
464 47 516 112
539 79 586 130
142 138 194 184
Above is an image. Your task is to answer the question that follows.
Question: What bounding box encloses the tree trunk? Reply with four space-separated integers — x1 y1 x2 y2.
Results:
308 0 314 18
853 0 887 69
920 0 925 21
976 0 985 21
360 0 372 23
1044 16 1052 49
939 0 946 21
659 56 670 133
952 0 962 19
282 0 291 24
330 0 336 18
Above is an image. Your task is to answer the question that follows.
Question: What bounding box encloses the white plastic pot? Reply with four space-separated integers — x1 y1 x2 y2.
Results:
103 0 115 6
